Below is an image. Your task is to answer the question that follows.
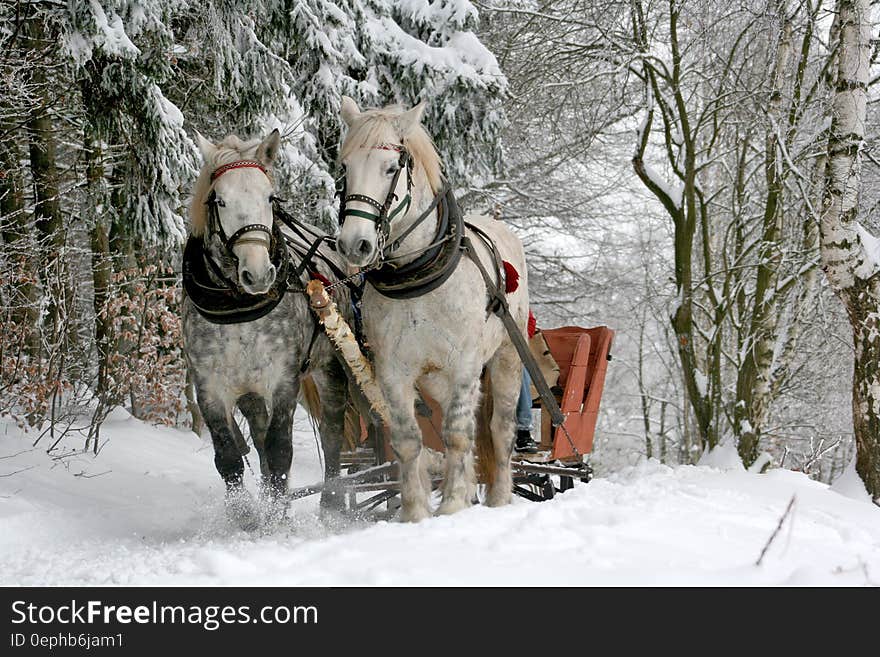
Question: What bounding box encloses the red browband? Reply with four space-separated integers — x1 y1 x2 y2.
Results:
211 160 269 182
373 143 405 152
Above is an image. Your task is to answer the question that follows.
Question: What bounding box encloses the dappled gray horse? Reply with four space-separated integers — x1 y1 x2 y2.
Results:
182 130 349 529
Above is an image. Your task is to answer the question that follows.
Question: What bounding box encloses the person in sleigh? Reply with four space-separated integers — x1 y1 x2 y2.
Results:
515 310 541 454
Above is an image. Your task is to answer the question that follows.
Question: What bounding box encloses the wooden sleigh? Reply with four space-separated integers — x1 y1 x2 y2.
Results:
311 324 615 510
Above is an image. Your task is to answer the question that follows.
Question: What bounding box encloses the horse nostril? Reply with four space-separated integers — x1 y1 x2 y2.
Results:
356 239 372 256
265 265 276 285
241 269 255 286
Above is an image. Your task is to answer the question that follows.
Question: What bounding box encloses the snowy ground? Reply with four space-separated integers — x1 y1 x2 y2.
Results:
0 410 878 586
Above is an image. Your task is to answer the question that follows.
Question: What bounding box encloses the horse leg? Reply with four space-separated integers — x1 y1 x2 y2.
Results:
198 394 260 531
485 342 521 507
382 377 431 522
262 378 298 497
436 374 481 515
310 358 348 512
237 393 270 479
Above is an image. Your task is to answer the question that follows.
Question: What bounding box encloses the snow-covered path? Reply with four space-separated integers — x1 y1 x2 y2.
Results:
1 411 878 586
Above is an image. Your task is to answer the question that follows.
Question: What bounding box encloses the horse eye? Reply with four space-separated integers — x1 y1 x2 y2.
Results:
214 197 226 207
386 166 398 176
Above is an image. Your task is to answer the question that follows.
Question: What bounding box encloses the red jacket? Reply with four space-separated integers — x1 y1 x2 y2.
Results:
527 310 537 339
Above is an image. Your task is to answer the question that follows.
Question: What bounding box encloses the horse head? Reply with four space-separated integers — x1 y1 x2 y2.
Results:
193 130 281 295
336 97 441 267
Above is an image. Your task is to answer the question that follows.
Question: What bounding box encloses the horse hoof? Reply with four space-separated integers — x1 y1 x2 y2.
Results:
319 489 346 513
261 496 290 528
399 505 432 523
484 491 512 508
225 488 261 532
436 498 468 515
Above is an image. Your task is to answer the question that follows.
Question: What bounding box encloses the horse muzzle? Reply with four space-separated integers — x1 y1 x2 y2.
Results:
337 234 377 267
239 261 276 295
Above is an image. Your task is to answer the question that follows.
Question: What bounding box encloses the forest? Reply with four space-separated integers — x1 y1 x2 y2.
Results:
1 0 879 503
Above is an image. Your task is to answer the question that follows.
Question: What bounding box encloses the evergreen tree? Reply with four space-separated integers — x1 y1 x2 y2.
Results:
0 0 507 430
282 0 508 221
64 0 198 244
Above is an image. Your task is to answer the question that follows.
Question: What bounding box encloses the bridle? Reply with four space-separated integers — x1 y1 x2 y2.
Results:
339 144 414 260
204 159 275 255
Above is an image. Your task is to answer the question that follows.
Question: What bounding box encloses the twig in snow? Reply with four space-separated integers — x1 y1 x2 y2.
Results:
0 448 35 460
0 465 36 478
73 470 111 479
755 495 796 566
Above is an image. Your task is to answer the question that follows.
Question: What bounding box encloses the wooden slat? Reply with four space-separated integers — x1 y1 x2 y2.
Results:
552 333 591 460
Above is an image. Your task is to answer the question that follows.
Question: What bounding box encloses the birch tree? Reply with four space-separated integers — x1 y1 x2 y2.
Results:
821 0 880 499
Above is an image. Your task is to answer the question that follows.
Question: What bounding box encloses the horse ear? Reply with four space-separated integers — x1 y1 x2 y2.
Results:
256 129 281 167
393 101 426 138
340 95 361 126
194 131 216 163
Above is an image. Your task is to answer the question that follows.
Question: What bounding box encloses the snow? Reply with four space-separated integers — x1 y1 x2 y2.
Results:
1 414 879 586
694 369 708 398
365 17 503 84
697 439 744 471
832 456 872 503
856 222 880 278
396 0 478 28
642 161 683 209
64 1 141 65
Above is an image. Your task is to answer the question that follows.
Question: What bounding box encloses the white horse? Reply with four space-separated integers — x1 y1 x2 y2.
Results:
335 97 528 521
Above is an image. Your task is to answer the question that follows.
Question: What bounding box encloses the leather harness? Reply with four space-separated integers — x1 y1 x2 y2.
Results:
338 144 506 308
183 160 346 334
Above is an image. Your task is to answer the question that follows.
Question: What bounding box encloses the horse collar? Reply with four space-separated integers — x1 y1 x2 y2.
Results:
365 185 464 300
183 217 291 325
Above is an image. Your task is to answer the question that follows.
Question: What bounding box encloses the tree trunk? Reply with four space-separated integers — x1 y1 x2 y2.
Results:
84 128 112 399
632 2 717 454
736 16 792 466
0 119 40 355
820 0 880 500
24 18 66 343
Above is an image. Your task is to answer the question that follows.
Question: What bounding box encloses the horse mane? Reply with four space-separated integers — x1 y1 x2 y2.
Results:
339 105 443 195
189 135 266 237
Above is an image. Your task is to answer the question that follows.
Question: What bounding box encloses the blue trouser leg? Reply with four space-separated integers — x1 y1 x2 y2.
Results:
516 367 532 432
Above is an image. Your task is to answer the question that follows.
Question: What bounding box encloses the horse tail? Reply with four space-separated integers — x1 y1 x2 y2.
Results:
299 374 322 423
474 370 496 486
